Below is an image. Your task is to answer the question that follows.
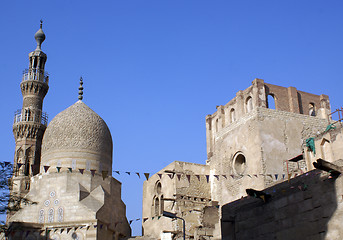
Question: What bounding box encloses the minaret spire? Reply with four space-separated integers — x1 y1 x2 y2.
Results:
78 77 84 100
12 23 49 195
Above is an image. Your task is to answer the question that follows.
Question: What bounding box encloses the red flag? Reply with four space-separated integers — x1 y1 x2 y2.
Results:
90 169 96 177
79 169 84 174
43 166 50 173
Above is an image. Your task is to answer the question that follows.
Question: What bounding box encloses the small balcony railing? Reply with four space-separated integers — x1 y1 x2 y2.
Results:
22 68 49 84
14 108 48 126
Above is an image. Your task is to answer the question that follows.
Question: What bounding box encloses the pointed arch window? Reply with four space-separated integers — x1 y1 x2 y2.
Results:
246 97 253 113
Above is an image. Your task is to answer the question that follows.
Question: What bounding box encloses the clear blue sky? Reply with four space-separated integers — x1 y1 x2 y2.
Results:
1 0 342 236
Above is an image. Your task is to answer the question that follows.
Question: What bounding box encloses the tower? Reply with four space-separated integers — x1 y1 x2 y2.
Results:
12 21 49 194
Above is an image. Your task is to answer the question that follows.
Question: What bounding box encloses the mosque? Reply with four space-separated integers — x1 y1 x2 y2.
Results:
7 23 131 239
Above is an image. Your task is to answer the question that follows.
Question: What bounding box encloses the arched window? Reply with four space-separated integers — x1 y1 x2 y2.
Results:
48 208 54 223
309 103 316 116
230 109 235 123
267 94 276 109
246 97 253 113
38 209 44 223
57 207 63 222
215 119 219 132
156 182 162 195
233 152 247 175
154 197 160 216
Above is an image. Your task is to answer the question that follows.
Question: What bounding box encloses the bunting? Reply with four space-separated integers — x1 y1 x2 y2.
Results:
144 173 150 180
79 169 84 174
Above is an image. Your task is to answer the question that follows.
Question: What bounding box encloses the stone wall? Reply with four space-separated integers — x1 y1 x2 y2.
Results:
221 166 343 240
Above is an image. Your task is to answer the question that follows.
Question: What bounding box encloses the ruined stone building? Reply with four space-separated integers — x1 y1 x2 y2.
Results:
7 24 131 240
142 79 343 239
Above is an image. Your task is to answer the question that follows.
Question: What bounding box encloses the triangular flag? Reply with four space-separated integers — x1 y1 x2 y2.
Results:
74 226 78 230
94 225 97 228
136 172 140 178
144 173 150 180
143 218 148 222
17 163 23 169
177 174 181 181
126 172 131 175
158 174 162 179
86 226 90 230
68 167 72 173
158 216 161 220
115 171 120 175
60 229 64 233
186 175 191 183
67 228 72 233
136 218 140 221
254 174 258 178
275 174 278 180
230 174 234 179
44 166 50 173
31 164 37 173
56 167 61 173
102 171 108 180
129 220 133 225
206 175 209 183
79 169 84 174
54 229 58 232
168 174 174 179
247 174 252 178
152 217 155 220
90 169 96 177
282 174 285 180
214 175 219 181
196 175 200 181
222 175 227 179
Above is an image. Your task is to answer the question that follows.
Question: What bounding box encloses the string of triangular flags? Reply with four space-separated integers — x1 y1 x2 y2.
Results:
14 163 322 182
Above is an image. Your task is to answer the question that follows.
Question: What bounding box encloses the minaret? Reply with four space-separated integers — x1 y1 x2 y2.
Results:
12 21 49 194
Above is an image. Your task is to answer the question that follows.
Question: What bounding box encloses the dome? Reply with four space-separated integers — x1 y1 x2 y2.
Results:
41 101 113 173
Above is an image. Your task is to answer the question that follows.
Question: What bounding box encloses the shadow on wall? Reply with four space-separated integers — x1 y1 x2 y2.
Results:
221 169 340 240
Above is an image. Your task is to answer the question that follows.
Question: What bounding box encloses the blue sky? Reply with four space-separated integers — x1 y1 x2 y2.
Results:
1 0 343 236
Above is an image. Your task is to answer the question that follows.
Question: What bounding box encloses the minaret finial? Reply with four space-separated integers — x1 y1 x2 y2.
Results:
34 20 46 50
78 77 84 100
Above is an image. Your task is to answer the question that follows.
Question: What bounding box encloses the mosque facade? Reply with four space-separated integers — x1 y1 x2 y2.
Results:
7 23 131 240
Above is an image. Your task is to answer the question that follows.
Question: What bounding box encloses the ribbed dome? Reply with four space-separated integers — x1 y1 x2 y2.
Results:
41 101 113 173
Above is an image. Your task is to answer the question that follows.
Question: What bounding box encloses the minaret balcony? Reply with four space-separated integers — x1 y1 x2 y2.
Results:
22 68 49 84
14 109 48 126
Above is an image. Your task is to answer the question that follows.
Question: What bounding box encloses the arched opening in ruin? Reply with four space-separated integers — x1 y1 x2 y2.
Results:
309 103 316 116
230 108 236 123
233 152 247 175
267 94 276 109
246 97 253 113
